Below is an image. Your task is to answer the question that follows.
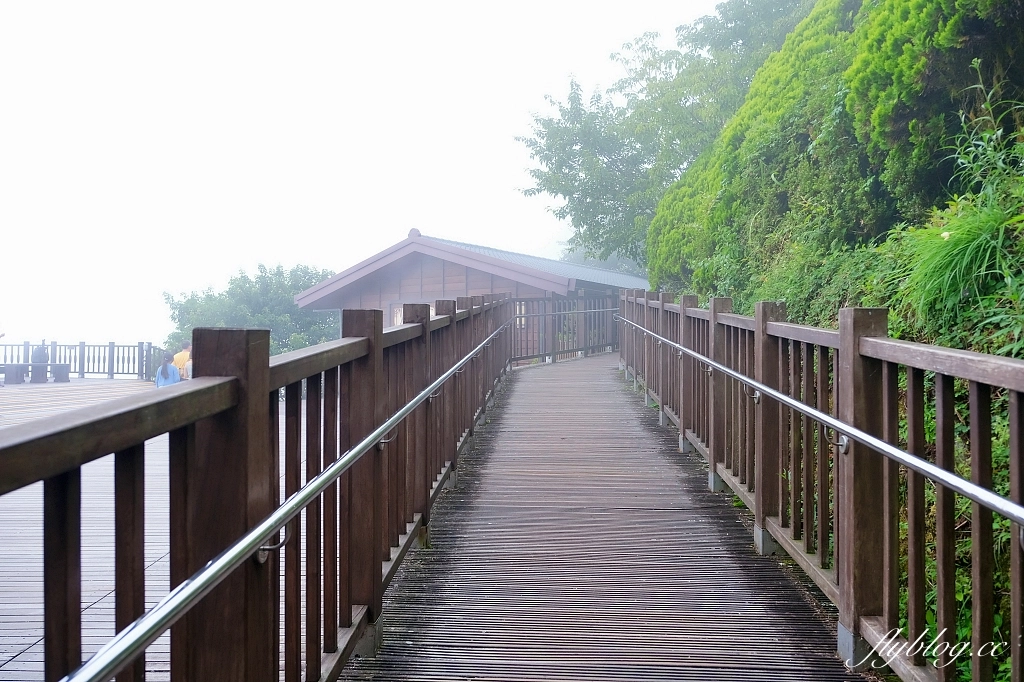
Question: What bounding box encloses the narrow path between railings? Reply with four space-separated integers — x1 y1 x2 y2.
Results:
340 355 866 681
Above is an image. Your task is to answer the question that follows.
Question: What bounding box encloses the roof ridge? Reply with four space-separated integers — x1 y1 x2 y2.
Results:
421 234 642 278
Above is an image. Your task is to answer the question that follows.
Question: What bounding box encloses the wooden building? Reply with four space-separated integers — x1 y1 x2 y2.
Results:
296 229 648 326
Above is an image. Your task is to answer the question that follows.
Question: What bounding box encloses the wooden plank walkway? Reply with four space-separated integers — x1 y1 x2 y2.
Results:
0 361 868 680
0 380 308 681
340 355 866 681
0 379 170 681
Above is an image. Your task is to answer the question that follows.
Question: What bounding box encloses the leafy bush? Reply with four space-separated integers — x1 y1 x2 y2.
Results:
163 264 339 356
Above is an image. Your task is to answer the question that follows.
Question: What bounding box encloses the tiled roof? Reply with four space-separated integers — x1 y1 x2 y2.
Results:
422 236 649 290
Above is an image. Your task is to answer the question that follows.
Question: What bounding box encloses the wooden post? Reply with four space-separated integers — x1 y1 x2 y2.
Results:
175 328 274 682
574 295 585 357
479 295 492 410
836 308 888 669
547 296 557 364
78 341 86 378
436 301 457 469
342 310 385 623
456 298 472 444
43 469 81 682
470 296 485 429
708 297 732 493
618 293 626 370
405 304 432 528
657 293 671 425
618 288 626 376
322 366 339 653
632 290 641 390
136 342 145 380
115 444 146 682
108 341 116 379
678 296 698 453
754 301 786 555
641 290 648 385
606 294 615 351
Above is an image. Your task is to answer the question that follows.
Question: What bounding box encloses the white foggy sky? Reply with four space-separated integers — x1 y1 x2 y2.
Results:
0 2 717 345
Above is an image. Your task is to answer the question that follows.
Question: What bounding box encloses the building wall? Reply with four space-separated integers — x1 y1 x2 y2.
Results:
337 253 551 323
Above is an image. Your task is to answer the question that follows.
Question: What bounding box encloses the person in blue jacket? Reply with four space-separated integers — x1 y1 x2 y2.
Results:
155 350 181 387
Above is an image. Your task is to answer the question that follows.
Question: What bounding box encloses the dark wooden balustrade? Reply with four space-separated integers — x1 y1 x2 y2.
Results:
2 342 157 380
621 289 1024 682
0 294 514 682
510 296 617 363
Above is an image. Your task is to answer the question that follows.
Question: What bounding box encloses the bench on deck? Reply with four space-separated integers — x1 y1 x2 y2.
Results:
1 363 71 383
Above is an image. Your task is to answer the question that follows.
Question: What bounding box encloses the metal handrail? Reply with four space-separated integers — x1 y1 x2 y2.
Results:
63 316 514 682
514 308 619 318
616 314 1024 528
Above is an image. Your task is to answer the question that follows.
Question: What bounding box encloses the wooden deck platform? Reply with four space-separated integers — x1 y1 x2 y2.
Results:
340 355 865 681
0 379 169 680
0 360 867 680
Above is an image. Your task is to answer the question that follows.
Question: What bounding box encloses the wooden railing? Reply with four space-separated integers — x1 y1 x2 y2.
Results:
1 342 158 380
0 294 513 682
620 289 1024 682
510 296 617 362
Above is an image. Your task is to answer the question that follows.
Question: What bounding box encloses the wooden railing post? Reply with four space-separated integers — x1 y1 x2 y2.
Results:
136 342 145 380
605 295 614 351
574 296 585 357
107 341 116 379
43 469 81 681
618 293 626 371
115 443 146 682
708 297 732 493
643 291 656 406
657 292 671 426
481 295 494 408
404 304 432 535
625 291 633 379
506 294 514 372
341 310 385 628
545 296 557 364
471 295 485 427
754 301 786 555
678 296 698 454
836 307 888 669
78 341 86 378
456 297 472 444
174 328 274 681
435 301 457 474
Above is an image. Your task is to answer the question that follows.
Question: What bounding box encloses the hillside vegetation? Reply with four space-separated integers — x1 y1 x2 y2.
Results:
647 0 1024 355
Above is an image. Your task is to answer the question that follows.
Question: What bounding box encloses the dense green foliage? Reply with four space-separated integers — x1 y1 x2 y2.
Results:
845 0 1024 221
646 0 1024 354
519 0 814 268
163 264 338 356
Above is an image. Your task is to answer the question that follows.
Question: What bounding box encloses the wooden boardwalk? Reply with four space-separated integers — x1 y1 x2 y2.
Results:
341 355 865 681
0 379 169 681
0 361 867 680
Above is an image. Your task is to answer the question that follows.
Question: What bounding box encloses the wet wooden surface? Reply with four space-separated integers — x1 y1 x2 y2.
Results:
0 379 169 680
341 356 865 681
0 380 309 681
1 361 867 680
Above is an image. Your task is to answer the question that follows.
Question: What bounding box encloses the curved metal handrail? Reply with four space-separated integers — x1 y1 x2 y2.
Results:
63 317 514 682
513 307 620 318
615 314 1024 528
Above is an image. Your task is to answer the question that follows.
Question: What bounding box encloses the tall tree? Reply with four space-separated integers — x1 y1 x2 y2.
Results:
163 264 338 355
519 0 815 269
